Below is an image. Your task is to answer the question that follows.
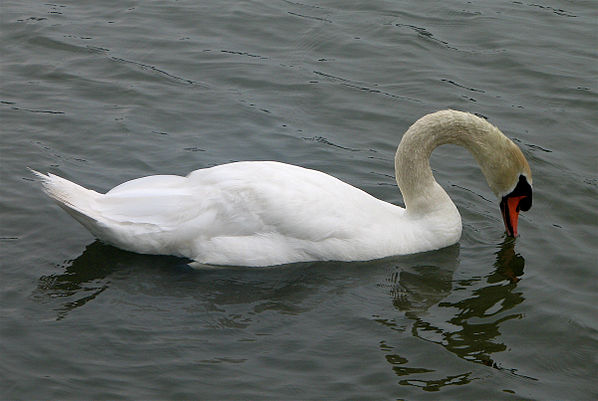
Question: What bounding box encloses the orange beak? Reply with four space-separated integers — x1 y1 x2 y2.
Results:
500 196 525 237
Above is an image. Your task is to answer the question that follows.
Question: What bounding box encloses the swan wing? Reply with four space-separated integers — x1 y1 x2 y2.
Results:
185 161 387 240
41 162 403 264
101 175 197 228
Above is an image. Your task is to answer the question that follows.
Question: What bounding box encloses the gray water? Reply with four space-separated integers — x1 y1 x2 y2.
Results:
1 0 597 399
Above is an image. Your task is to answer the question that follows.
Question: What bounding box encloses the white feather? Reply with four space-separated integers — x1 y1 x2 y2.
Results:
33 110 531 267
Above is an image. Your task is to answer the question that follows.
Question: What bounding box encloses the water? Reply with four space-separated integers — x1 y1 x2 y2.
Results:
1 0 597 399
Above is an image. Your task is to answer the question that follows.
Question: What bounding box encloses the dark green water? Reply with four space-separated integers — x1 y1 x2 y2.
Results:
1 0 597 399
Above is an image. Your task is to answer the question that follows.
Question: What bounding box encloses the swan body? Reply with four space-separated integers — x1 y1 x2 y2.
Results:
34 110 532 267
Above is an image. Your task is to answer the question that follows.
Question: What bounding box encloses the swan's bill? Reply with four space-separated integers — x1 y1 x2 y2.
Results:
500 175 532 237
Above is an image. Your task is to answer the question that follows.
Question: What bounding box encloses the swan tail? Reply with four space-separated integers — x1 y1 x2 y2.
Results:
31 169 104 234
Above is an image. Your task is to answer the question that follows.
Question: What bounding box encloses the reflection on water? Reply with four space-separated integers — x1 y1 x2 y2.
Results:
426 239 526 366
490 238 525 284
33 240 324 321
379 238 531 391
33 241 186 320
34 237 532 391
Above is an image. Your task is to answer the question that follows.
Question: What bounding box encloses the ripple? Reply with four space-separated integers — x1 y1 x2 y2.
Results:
288 11 332 24
110 56 203 86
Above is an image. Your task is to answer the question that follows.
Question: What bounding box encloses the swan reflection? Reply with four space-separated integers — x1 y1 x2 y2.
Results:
34 240 327 321
35 237 529 390
379 238 529 390
33 241 185 320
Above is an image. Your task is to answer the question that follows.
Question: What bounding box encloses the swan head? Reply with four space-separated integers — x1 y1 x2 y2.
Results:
396 109 533 238
485 139 532 238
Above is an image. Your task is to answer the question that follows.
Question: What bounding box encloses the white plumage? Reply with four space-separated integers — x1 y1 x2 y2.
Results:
34 110 532 267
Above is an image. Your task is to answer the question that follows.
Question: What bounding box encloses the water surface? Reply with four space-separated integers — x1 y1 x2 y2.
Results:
1 0 597 399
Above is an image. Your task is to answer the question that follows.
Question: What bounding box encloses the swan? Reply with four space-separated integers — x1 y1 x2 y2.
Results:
33 110 532 267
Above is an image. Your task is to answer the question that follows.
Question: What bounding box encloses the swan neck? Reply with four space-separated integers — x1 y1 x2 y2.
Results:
394 110 511 213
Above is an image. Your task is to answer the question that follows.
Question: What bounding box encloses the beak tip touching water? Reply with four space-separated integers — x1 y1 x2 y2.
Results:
500 195 525 238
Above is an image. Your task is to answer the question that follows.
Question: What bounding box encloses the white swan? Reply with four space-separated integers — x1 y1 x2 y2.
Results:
34 110 532 267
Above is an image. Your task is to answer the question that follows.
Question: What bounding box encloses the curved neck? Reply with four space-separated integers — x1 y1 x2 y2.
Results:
394 110 512 214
